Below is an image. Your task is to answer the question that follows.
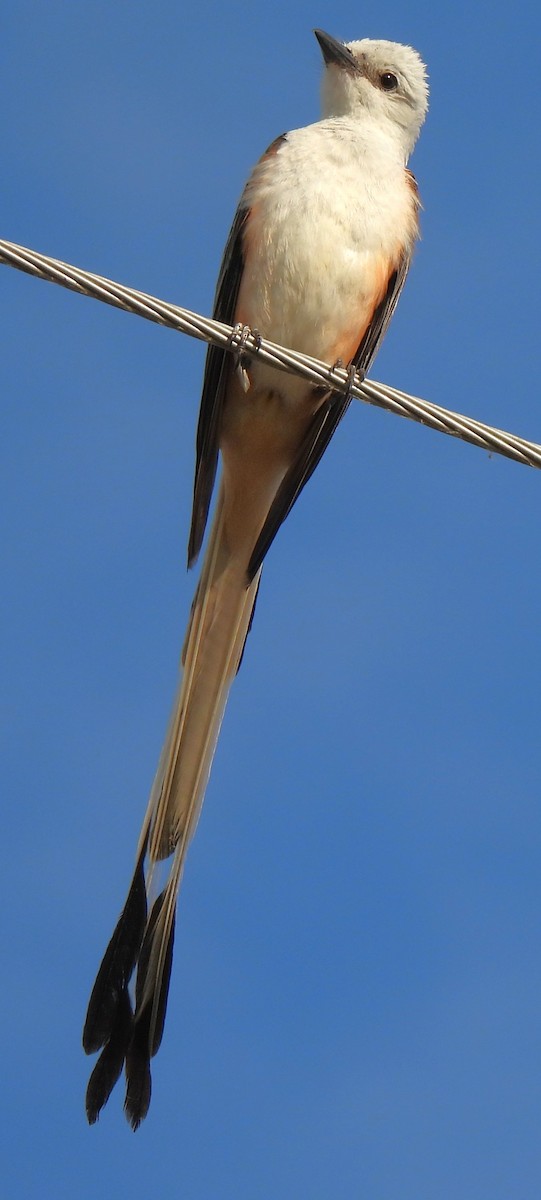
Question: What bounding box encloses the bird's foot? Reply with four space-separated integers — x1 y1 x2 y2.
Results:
228 324 262 393
330 359 364 404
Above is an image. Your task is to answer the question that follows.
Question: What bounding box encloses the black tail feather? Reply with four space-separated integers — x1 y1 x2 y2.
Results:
149 908 175 1056
85 986 134 1124
122 891 177 1128
84 846 178 1127
133 892 167 1008
124 1021 152 1131
83 840 148 1054
134 890 176 1055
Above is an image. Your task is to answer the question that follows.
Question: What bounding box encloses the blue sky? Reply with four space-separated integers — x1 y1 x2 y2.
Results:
2 2 541 1196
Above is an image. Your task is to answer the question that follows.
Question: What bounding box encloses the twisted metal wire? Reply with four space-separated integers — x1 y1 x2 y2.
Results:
1 236 540 470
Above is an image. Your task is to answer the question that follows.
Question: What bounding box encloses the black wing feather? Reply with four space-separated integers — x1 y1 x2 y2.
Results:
187 204 249 567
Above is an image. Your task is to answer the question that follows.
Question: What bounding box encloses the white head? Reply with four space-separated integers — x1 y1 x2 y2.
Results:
314 29 428 158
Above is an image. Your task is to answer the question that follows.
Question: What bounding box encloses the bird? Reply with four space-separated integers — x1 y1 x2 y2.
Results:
82 27 429 1129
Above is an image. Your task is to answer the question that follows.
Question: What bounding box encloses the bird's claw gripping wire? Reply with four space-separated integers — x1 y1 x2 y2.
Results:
228 323 262 393
331 359 365 406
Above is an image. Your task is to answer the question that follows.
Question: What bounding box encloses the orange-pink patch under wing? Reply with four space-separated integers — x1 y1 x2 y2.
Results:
325 248 398 364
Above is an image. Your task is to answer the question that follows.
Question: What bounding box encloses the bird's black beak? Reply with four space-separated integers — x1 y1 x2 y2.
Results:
314 29 356 70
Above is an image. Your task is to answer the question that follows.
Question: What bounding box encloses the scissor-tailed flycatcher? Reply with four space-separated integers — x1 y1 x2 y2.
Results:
83 28 428 1128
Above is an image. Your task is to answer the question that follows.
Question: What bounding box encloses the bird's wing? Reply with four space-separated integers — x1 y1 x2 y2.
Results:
187 202 249 566
188 133 288 567
247 246 414 580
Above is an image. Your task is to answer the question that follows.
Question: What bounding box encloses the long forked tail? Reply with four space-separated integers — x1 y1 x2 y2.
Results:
83 485 261 1128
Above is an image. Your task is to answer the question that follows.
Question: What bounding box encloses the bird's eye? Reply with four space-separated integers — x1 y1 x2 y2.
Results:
380 72 398 91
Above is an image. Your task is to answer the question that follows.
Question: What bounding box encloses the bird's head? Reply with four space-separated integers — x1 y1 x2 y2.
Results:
315 29 428 157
